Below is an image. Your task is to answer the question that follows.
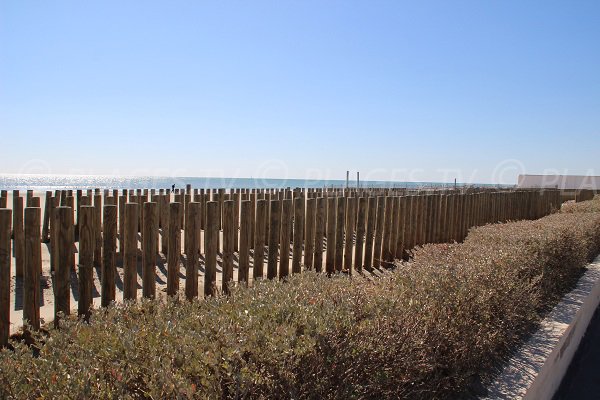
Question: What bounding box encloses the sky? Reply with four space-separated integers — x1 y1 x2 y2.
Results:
1 1 599 184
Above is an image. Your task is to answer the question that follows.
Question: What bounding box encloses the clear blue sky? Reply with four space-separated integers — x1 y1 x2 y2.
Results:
1 1 599 184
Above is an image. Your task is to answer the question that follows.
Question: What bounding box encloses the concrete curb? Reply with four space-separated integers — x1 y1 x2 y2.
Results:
483 255 600 399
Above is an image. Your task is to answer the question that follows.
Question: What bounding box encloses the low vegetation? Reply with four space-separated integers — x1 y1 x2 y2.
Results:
561 195 600 214
1 198 600 399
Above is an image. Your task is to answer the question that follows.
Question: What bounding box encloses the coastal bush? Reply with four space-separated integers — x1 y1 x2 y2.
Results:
1 203 600 399
561 195 600 214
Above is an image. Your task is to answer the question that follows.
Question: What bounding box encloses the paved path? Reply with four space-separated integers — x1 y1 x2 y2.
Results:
554 306 600 399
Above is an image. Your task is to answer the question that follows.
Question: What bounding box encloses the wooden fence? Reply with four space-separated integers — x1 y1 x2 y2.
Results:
0 186 561 345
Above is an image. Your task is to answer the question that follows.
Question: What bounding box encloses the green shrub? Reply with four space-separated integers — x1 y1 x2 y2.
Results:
1 205 600 399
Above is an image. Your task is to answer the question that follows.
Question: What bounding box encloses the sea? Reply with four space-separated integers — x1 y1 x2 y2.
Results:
0 174 501 191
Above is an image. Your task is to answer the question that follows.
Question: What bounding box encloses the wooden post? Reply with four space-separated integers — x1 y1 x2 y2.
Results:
382 196 393 262
183 193 191 237
314 197 326 273
304 198 316 270
279 199 292 279
451 194 460 242
344 197 356 273
396 197 407 260
123 203 138 300
291 197 305 274
75 190 82 238
354 197 367 272
184 202 200 300
218 188 225 230
254 199 267 280
334 197 346 272
23 207 41 330
363 197 377 271
325 197 336 275
417 195 427 245
204 201 218 297
142 202 158 299
413 195 422 246
267 200 281 280
238 200 251 285
78 206 94 320
233 191 240 252
13 196 24 278
430 195 439 243
434 195 445 243
41 191 52 243
118 195 126 257
93 193 102 271
373 196 385 268
55 206 73 328
101 205 117 306
0 209 10 346
444 193 453 242
50 195 59 272
222 200 235 293
166 202 181 296
160 194 170 255
139 192 146 233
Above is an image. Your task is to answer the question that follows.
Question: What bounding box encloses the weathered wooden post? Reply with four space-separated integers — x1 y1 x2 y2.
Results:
160 194 169 255
417 195 426 245
325 197 336 275
389 196 400 259
101 205 117 306
334 197 346 272
183 202 199 300
279 199 292 279
382 196 393 262
166 202 181 296
267 200 281 280
204 202 218 297
304 198 316 270
253 199 267 280
396 196 407 259
142 202 158 299
42 191 52 242
218 188 225 230
233 191 240 252
55 206 73 328
222 200 235 294
373 196 385 268
50 195 59 273
0 209 10 346
238 200 251 285
78 206 94 320
363 196 377 271
314 197 326 273
13 195 24 278
344 197 356 273
23 207 41 330
123 203 138 300
354 197 367 272
26 190 33 207
93 193 102 271
118 195 126 258
292 196 305 274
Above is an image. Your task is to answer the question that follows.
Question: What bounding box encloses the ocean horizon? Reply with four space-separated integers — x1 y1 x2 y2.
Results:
0 173 507 191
